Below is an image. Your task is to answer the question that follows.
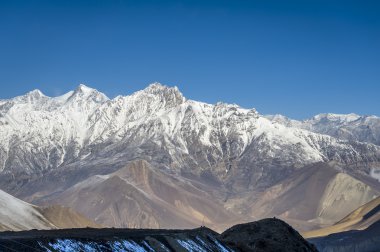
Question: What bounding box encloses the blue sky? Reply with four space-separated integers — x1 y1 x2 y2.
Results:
0 0 379 119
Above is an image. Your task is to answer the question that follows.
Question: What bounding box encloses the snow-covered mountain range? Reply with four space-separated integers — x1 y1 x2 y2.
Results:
266 113 380 146
0 83 379 184
0 83 379 231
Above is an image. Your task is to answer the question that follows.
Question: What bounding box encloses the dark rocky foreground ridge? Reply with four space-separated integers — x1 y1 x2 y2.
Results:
0 218 318 252
221 219 318 252
309 219 380 252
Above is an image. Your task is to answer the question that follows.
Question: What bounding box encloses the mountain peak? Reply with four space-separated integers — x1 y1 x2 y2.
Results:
146 82 166 90
137 82 185 106
28 89 45 97
11 89 47 103
24 89 46 101
70 84 109 103
143 82 181 94
74 84 98 94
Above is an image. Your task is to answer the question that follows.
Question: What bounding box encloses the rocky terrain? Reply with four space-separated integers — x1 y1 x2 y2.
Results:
0 218 317 252
0 83 379 232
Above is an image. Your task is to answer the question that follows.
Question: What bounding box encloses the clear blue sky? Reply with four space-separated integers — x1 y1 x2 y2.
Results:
0 0 379 119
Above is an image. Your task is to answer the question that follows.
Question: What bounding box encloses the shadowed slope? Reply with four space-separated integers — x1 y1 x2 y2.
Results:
309 220 380 252
304 196 380 238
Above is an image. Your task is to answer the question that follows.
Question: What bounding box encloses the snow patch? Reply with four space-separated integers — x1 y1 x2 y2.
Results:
176 239 208 252
370 168 380 182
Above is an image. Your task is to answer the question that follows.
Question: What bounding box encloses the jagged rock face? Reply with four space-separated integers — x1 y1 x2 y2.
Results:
0 83 379 194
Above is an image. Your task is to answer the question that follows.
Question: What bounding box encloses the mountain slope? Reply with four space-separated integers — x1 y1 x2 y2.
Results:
304 195 380 238
40 205 102 229
309 220 380 252
0 189 100 231
246 162 379 231
0 189 55 231
40 160 242 232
